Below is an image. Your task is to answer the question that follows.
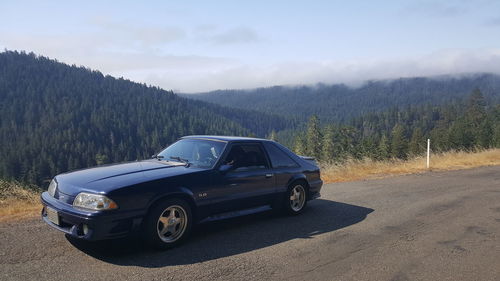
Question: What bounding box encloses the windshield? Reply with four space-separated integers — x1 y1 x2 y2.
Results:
157 139 227 168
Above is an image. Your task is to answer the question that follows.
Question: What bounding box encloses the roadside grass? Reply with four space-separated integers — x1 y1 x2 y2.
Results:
0 180 41 222
320 148 500 184
0 149 499 221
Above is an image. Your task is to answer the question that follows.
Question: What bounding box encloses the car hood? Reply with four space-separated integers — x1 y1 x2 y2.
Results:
55 160 197 196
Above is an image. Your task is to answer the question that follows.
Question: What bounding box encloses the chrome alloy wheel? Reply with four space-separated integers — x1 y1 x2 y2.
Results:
157 205 188 243
289 184 306 212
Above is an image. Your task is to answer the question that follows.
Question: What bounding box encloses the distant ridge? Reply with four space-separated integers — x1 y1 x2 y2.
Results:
184 73 500 122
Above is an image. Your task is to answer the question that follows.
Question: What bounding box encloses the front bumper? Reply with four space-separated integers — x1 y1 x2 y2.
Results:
40 192 145 241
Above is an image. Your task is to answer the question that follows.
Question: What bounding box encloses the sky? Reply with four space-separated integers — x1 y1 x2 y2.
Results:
1 0 500 92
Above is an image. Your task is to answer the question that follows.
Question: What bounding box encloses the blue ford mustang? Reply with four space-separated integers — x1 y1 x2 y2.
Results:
41 136 323 249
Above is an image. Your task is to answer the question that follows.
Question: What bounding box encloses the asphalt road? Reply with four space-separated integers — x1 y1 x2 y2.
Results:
1 166 500 281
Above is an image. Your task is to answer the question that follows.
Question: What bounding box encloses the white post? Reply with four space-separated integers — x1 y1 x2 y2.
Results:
426 139 430 169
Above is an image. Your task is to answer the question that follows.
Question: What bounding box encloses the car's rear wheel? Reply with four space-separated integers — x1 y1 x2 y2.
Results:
144 198 192 249
284 182 308 215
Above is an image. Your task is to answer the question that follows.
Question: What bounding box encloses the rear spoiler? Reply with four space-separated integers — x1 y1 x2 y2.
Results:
298 155 318 166
299 156 315 161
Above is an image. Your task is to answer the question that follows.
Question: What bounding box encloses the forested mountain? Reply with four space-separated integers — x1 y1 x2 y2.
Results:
185 74 500 122
0 51 292 185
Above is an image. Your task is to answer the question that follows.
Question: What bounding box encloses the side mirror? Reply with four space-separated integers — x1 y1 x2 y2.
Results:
219 164 232 173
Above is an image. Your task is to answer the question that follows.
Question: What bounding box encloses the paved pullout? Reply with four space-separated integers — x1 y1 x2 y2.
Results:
1 166 500 281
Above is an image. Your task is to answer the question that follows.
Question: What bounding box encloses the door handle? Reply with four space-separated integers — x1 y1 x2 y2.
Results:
265 174 274 178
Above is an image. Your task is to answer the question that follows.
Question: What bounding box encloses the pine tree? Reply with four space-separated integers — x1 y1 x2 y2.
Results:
466 89 487 128
429 126 449 152
409 128 424 156
337 127 359 159
305 115 322 159
493 124 500 148
268 130 277 141
378 134 390 159
293 135 306 155
478 119 493 148
448 119 474 150
321 125 335 163
391 124 407 159
361 137 378 160
493 105 500 148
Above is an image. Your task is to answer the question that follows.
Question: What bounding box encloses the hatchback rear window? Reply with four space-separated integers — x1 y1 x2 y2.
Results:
263 142 299 168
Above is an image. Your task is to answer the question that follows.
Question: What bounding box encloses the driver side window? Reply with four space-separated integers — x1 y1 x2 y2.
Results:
224 144 268 171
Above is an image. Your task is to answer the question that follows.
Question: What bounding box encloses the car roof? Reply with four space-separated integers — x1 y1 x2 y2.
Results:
181 135 270 142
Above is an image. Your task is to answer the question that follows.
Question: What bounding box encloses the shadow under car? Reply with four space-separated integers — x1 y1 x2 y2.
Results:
67 199 374 267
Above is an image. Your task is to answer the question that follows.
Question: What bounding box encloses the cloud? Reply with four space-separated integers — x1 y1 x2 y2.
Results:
484 16 500 26
88 19 262 48
0 30 236 86
90 17 186 47
402 0 470 18
193 24 218 34
209 26 261 44
172 48 500 92
2 27 500 93
191 25 262 45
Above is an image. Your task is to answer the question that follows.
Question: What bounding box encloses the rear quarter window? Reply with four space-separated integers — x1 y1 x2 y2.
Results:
263 142 300 168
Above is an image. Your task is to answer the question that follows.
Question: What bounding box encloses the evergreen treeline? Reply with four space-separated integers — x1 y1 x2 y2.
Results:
186 75 500 122
292 89 500 163
0 51 292 185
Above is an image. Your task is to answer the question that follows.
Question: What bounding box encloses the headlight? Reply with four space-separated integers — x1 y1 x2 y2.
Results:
48 179 57 197
73 192 118 211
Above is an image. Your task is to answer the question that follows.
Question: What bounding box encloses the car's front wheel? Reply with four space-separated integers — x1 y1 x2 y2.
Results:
284 182 308 215
144 198 192 249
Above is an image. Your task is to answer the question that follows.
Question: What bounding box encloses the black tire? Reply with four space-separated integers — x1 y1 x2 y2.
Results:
143 198 193 250
283 181 308 215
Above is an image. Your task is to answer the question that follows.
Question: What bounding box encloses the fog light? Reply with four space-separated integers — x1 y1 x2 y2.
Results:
82 224 89 235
